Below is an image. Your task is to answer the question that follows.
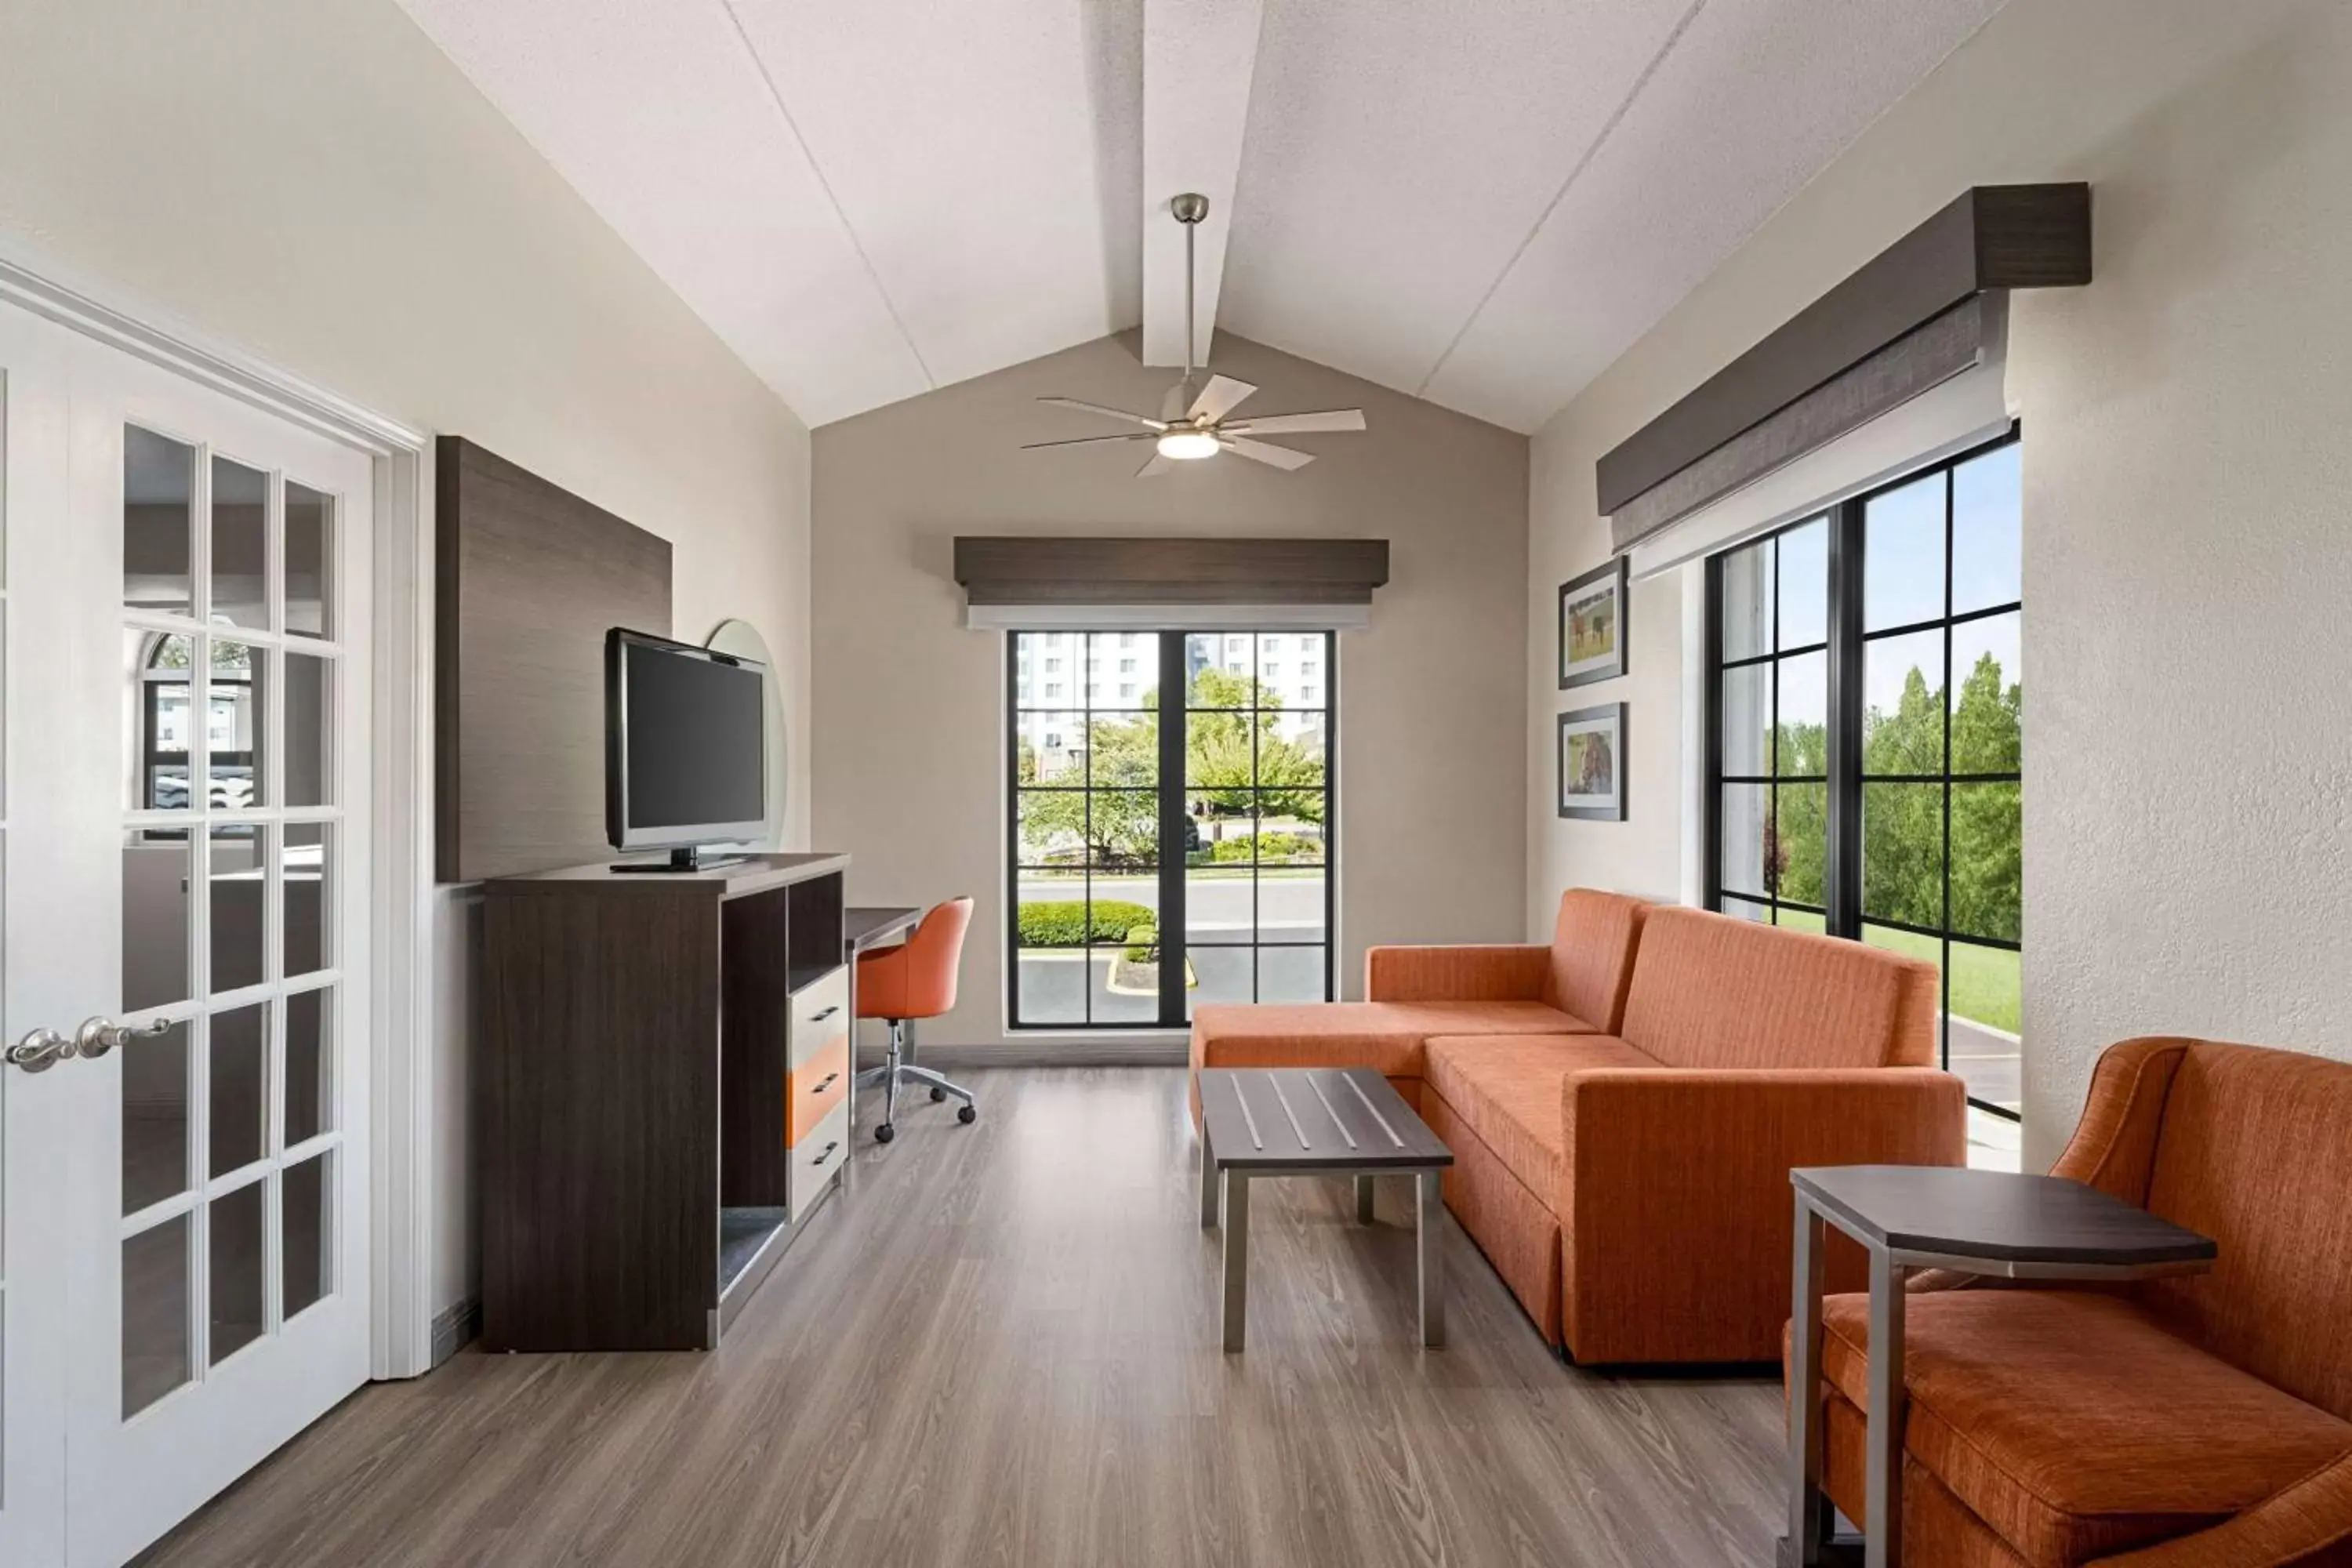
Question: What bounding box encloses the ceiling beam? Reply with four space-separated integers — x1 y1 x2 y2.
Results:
1141 0 1265 368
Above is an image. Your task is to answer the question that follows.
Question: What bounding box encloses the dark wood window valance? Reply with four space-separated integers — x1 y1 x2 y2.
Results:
1600 184 2089 554
952 536 1389 606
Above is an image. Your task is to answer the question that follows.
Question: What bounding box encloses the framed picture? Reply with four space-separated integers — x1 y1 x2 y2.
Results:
1557 703 1627 821
1558 557 1629 689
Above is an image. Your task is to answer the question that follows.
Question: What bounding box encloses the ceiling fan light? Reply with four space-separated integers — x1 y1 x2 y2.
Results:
1156 430 1221 461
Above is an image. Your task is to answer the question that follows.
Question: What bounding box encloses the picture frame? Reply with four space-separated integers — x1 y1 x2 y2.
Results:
1557 702 1627 822
1557 556 1629 690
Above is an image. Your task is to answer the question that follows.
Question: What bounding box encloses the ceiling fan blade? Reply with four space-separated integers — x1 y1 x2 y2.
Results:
1020 433 1158 450
1136 452 1174 478
1221 408 1367 437
1037 396 1167 430
1187 375 1258 423
1219 437 1314 471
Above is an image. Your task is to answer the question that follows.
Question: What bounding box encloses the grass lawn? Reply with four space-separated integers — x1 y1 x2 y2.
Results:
1768 909 2019 1034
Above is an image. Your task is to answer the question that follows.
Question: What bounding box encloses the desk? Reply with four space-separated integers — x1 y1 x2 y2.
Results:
1784 1166 2216 1568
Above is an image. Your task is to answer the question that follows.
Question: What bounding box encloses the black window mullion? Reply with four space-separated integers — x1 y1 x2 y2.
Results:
1939 466 1958 1072
1155 630 1187 1026
1703 554 1725 913
1825 496 1865 939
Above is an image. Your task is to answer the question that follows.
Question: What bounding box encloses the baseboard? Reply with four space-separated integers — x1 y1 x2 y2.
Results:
430 1298 481 1367
856 1040 1188 1069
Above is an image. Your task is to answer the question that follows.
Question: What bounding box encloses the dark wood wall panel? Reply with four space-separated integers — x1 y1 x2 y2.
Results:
953 535 1389 605
436 437 671 882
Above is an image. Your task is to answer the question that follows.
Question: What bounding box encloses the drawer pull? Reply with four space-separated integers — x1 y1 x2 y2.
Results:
811 1141 840 1168
810 1004 840 1022
814 1072 840 1093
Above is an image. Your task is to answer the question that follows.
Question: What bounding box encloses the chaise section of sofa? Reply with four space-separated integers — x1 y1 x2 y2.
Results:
1185 888 1648 1120
1792 1038 2352 1568
1423 905 1965 1363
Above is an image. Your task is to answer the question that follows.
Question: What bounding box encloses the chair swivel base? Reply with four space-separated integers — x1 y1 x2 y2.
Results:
855 1019 976 1142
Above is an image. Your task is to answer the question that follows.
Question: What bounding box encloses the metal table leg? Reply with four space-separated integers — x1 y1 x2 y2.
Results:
1200 1126 1219 1229
1221 1173 1250 1352
1787 1193 1831 1564
1356 1174 1376 1225
1865 1245 1909 1568
1416 1169 1445 1348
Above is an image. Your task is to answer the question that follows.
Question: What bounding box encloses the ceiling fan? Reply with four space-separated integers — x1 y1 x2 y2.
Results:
1023 193 1367 477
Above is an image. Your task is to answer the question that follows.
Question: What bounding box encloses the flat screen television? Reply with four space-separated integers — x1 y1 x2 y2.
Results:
604 627 766 871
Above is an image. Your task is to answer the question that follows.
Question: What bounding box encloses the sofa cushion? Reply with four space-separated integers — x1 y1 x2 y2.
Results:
1189 1000 1592 1080
1617 906 1938 1070
1544 889 1650 1033
1813 1288 2352 1566
2134 1043 2352 1423
1423 1033 1660 1217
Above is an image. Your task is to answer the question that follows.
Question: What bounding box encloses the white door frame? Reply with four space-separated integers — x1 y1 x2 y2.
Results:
0 245 439 1381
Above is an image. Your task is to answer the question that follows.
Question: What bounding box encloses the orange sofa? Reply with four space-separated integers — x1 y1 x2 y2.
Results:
1186 887 1648 1120
1187 892 1966 1363
1791 1038 2352 1567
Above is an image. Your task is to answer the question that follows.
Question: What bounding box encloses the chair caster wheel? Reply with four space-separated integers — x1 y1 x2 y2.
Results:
931 1085 948 1102
957 1105 977 1124
874 1123 895 1144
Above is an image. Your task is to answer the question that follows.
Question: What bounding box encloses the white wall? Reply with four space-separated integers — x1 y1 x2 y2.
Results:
0 0 815 1323
1527 0 2352 1167
814 331 1529 1055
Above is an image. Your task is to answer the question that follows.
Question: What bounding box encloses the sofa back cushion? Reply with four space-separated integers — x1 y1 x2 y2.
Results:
1545 889 1650 1031
2137 1042 2352 1421
1617 906 1937 1070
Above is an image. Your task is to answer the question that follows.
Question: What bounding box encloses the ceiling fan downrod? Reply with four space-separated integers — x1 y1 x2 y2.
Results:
1172 192 1208 387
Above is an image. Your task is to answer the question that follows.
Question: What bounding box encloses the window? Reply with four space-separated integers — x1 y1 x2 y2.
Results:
1010 630 1336 1029
1119 658 1136 673
1707 429 2022 1115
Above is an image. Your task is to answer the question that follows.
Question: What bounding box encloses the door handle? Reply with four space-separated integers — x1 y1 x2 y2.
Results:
6 1027 74 1073
75 1015 172 1061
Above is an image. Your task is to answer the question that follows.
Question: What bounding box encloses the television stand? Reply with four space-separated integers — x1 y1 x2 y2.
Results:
611 845 747 874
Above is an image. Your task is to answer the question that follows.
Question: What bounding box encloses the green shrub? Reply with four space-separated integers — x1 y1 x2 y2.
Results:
1017 898 1156 947
1205 832 1318 864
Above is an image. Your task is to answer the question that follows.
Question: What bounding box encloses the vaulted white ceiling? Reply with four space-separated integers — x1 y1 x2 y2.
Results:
397 0 2002 433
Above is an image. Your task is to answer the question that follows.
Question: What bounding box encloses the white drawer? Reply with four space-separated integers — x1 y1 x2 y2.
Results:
789 1102 851 1218
789 966 850 1069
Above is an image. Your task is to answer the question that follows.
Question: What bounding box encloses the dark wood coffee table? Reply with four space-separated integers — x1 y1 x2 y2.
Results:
1784 1166 2217 1568
1196 1067 1454 1352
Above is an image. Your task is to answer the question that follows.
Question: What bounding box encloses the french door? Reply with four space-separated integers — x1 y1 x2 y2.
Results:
0 299 373 1566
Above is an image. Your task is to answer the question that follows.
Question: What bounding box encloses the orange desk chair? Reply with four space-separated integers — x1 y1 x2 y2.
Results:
853 896 975 1144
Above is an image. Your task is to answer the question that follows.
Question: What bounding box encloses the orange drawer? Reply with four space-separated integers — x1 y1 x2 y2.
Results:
787 1033 850 1145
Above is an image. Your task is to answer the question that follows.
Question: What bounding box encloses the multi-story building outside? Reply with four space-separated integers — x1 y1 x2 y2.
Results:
1011 631 1329 785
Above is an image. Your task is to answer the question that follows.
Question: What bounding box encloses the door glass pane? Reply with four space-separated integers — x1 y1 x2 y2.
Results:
1185 710 1257 788
1863 630 1946 774
1864 471 1946 630
1012 950 1084 1025
122 1214 192 1418
129 630 195 811
209 827 266 993
209 1003 268 1178
210 456 269 630
1087 790 1156 869
1776 651 1828 776
1186 862 1254 946
1720 784 1769 900
1945 938 2023 1113
1720 665 1768 776
1015 792 1085 866
1259 946 1327 1005
285 651 331 807
122 1018 192 1215
284 987 332 1145
1187 632 1252 689
1087 712 1155 786
124 426 194 616
1951 613 2021 774
1951 442 2022 615
1774 783 1828 908
209 1181 267 1366
1777 517 1828 648
123 834 192 1012
1863 782 1945 929
1090 950 1157 1025
285 823 328 978
285 480 332 638
1260 866 1326 945
1185 945 1252 1016
208 640 265 810
1014 712 1084 784
283 1151 333 1320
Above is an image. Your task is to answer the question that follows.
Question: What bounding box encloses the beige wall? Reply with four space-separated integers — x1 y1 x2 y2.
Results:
815 331 1528 1054
0 0 813 1320
1526 0 2352 1166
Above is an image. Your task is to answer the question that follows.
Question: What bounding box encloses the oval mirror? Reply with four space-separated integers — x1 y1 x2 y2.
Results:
706 617 787 848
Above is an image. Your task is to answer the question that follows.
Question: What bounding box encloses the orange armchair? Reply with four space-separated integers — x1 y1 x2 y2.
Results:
854 897 974 1144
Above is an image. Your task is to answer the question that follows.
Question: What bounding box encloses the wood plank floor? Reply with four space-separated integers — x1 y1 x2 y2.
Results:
139 1068 1787 1567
